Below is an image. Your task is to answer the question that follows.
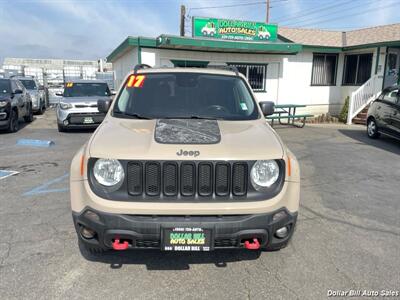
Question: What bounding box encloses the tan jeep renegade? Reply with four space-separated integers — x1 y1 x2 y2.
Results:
70 64 300 254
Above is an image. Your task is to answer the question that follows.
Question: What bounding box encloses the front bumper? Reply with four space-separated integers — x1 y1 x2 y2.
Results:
57 111 105 128
0 107 11 129
31 98 40 111
73 207 297 251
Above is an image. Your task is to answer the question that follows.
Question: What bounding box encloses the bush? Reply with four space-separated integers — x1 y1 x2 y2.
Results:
339 96 349 123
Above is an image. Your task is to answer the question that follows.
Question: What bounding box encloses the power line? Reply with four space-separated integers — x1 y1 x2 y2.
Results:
283 0 375 27
275 0 354 23
296 1 400 28
188 1 266 13
186 0 290 17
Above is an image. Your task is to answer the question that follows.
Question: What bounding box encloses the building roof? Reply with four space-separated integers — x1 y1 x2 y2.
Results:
108 23 400 62
279 23 400 48
107 35 302 62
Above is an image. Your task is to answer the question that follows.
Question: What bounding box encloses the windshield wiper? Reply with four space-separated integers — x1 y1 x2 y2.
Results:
113 111 152 119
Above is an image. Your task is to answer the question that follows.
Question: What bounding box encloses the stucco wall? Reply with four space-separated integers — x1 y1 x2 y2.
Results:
113 48 138 90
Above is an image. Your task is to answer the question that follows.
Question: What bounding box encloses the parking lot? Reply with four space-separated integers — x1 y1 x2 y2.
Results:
0 110 399 299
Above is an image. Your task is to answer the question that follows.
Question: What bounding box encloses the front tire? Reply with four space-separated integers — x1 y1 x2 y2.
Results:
367 118 380 139
24 104 34 123
7 109 19 133
37 100 44 115
57 124 68 132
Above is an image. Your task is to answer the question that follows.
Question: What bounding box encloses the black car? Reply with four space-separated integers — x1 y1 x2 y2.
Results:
0 78 34 133
367 85 400 140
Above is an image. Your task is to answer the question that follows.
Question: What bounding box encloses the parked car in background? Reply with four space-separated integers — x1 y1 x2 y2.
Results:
0 78 33 133
56 80 112 132
367 85 400 140
14 76 46 114
48 84 64 106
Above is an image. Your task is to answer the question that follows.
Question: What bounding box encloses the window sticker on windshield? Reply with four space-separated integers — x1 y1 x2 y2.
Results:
126 75 146 88
240 102 248 110
66 82 73 88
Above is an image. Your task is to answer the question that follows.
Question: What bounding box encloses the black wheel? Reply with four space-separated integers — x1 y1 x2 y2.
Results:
37 100 44 115
367 118 380 139
57 124 67 132
24 104 34 123
7 109 19 133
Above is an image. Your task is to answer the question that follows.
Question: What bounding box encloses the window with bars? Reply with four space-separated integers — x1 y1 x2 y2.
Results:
228 64 267 92
342 53 373 85
311 53 338 86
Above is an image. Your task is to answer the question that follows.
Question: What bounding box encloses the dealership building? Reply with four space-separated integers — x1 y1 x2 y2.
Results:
107 19 400 123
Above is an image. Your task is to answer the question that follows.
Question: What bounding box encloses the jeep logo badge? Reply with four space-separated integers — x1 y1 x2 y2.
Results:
176 149 200 157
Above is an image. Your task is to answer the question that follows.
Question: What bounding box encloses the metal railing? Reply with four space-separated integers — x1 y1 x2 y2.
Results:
347 74 381 125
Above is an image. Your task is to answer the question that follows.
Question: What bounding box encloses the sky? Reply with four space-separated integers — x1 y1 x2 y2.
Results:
0 0 399 64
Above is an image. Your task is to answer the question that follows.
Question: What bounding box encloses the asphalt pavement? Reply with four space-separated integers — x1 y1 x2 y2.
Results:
0 110 399 299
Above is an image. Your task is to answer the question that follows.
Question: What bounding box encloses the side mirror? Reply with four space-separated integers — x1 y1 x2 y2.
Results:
98 99 111 113
259 101 275 116
13 89 23 95
55 92 63 96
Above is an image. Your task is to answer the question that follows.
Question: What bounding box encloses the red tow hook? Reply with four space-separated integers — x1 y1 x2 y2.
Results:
244 238 260 250
112 239 129 251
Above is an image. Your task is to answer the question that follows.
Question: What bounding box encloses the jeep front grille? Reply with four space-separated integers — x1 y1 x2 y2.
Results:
126 161 249 198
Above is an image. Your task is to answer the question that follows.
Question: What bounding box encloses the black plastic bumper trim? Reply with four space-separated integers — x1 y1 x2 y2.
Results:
73 207 297 251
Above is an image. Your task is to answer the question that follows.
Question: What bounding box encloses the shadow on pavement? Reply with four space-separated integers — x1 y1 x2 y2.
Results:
79 242 261 270
61 128 97 134
339 129 400 155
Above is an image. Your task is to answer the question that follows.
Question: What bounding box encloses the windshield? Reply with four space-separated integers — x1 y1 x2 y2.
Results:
63 82 111 97
0 79 11 94
19 79 37 90
114 73 259 120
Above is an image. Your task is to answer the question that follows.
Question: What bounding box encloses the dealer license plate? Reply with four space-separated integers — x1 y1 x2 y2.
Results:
162 227 211 251
83 117 94 124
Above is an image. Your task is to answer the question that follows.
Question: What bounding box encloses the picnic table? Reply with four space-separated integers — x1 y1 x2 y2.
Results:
265 104 313 128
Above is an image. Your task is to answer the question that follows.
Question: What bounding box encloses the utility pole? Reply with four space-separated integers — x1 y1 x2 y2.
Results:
180 5 186 37
266 0 270 23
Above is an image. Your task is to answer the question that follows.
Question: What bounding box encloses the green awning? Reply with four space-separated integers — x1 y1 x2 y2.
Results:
156 35 302 54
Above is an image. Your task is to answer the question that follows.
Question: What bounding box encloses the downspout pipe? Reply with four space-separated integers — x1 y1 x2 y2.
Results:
374 46 380 75
137 37 142 64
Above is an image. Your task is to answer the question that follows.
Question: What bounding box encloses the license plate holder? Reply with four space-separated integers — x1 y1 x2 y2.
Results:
162 227 212 251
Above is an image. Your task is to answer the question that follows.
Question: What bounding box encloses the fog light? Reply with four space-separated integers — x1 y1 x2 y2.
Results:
80 226 95 239
63 120 69 125
275 226 288 239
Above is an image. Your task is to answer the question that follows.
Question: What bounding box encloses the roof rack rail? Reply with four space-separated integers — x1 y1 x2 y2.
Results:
133 64 152 74
207 65 239 76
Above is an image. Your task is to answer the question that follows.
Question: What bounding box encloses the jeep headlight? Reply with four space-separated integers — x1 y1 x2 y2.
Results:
250 160 279 191
93 159 124 188
0 100 8 107
59 102 73 110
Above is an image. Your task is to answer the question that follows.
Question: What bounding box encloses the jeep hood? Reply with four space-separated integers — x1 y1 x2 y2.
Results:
89 117 284 160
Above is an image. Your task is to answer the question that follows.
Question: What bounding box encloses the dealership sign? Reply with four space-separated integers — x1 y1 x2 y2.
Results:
192 17 278 42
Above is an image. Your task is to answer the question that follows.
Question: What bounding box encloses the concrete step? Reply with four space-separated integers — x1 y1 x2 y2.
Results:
353 117 366 125
357 112 367 119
